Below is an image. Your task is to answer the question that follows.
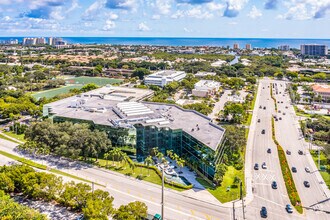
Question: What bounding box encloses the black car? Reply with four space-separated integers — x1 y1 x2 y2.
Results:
279 117 282 120
258 119 261 123
298 150 303 155
286 150 291 155
260 207 268 218
271 181 277 189
260 105 262 109
304 181 310 188
263 106 266 110
261 129 265 134
267 148 271 153
292 167 297 173
254 163 259 170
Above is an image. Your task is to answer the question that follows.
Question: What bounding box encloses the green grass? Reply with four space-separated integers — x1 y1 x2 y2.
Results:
85 158 186 191
65 76 123 86
197 166 245 203
0 133 21 144
0 150 101 186
2 131 25 142
310 150 330 189
32 85 83 99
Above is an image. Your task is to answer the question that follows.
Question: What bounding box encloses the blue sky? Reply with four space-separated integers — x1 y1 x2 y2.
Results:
0 0 330 38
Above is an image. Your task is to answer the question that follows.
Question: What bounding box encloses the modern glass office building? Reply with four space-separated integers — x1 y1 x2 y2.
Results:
44 86 225 180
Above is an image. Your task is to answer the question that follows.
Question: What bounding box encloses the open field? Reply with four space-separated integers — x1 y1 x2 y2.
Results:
65 76 122 86
32 85 83 99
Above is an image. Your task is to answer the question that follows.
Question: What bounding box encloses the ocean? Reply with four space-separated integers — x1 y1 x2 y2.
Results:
1 37 330 48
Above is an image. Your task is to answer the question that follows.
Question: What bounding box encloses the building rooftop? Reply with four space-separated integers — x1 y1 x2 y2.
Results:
312 84 330 93
44 86 225 151
194 80 221 89
149 70 185 77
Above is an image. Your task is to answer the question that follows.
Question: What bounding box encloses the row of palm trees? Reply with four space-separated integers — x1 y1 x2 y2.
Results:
103 148 135 172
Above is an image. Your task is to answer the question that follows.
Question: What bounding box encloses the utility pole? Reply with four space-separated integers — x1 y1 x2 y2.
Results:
240 181 246 219
161 168 165 219
232 201 236 220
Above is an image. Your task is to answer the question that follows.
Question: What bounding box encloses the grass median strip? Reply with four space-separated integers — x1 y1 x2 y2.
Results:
271 118 303 214
0 133 21 144
0 150 102 186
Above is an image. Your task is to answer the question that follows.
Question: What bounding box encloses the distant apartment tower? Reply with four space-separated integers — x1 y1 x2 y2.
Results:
245 44 252 50
36 37 46 45
300 44 328 56
0 39 18 45
23 38 37 46
233 43 239 50
48 37 66 46
278 45 290 51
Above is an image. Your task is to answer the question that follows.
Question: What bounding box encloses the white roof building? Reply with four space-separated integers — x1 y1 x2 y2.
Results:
192 80 221 97
211 60 227 67
144 70 186 87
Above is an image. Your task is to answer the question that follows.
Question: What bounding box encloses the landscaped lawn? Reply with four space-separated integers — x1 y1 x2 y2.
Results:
197 166 245 203
3 131 25 142
85 158 187 191
310 150 330 189
65 76 123 86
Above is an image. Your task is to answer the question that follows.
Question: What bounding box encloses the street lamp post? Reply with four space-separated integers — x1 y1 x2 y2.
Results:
161 168 164 219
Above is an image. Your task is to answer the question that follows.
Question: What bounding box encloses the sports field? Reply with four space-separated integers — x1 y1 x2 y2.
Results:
32 77 123 100
32 85 83 100
65 76 122 86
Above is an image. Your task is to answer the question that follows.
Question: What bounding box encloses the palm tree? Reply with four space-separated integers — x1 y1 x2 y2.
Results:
166 150 173 159
127 157 135 173
151 147 159 157
178 158 185 174
104 152 110 168
144 156 153 176
156 152 164 163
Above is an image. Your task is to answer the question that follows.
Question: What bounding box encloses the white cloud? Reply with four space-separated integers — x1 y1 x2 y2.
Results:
155 0 172 15
103 19 116 30
206 2 224 11
279 0 330 20
183 27 192 32
171 7 213 19
138 22 151 31
82 0 106 20
2 16 11 21
107 12 119 20
66 0 79 13
248 6 262 19
223 0 249 18
171 10 185 19
152 14 161 20
50 7 64 20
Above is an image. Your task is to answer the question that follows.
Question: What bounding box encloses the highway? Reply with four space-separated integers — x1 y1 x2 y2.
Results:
272 80 330 220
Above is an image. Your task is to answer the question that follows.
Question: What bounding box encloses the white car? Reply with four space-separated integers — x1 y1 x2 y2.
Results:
305 167 310 173
262 162 267 169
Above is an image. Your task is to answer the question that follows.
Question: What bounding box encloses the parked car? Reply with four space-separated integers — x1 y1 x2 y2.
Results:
305 167 310 173
260 207 268 218
298 150 303 155
304 181 310 188
286 204 293 213
262 162 267 169
267 148 271 153
286 150 291 155
254 163 259 170
271 181 277 189
292 167 297 173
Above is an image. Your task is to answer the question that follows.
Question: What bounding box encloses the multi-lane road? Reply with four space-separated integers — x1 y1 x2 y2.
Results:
0 78 329 220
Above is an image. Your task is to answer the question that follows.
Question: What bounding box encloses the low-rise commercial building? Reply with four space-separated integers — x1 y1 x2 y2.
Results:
144 70 186 87
312 84 330 102
43 86 226 180
192 80 221 97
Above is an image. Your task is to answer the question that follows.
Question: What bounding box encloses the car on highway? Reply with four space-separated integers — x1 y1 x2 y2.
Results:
291 167 297 173
267 148 271 153
271 181 277 189
305 167 310 173
281 101 283 103
262 162 267 169
254 163 259 170
263 106 266 110
258 119 261 123
298 150 303 155
279 117 282 120
286 204 293 213
153 214 162 220
304 181 310 188
283 112 286 115
260 207 268 218
261 129 265 134
260 105 262 109
278 110 281 113
286 150 291 155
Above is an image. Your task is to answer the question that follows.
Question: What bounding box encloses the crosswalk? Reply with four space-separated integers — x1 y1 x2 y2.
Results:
254 172 276 182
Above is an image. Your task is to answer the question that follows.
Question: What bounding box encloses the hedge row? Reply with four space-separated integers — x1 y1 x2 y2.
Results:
271 118 303 214
270 83 278 111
